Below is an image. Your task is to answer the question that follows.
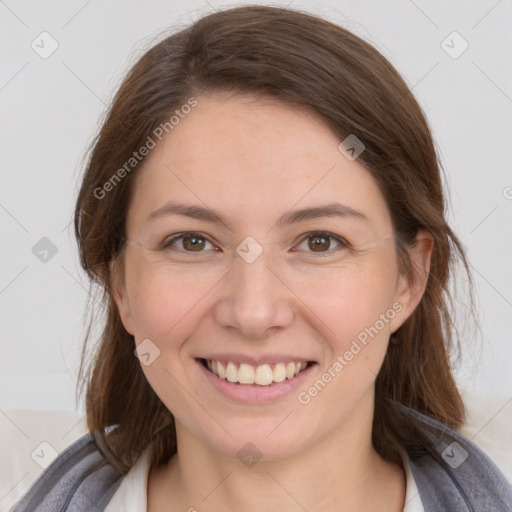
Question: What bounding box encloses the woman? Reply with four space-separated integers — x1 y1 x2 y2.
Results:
10 5 512 512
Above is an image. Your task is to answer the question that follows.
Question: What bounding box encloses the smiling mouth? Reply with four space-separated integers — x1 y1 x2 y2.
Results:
198 358 314 386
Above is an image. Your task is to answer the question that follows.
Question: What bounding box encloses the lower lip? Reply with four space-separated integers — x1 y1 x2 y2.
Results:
196 359 316 404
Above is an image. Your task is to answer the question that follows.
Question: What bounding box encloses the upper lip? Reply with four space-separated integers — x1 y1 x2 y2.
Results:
197 354 316 365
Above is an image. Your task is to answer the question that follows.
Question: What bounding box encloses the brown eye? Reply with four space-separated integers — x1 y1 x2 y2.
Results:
308 234 331 252
294 232 348 254
182 234 206 251
162 232 215 252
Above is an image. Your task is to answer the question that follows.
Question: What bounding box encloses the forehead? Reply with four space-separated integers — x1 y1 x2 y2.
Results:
127 94 392 234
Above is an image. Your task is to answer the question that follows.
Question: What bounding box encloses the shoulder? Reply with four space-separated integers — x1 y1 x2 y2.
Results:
9 432 124 512
399 404 512 512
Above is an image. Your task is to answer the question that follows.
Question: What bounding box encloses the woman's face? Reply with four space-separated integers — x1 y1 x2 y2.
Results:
115 94 429 460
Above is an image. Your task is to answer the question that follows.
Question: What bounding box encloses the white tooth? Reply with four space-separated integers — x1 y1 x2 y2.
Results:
212 360 305 384
238 363 255 384
254 364 273 386
226 362 238 382
273 362 286 382
285 362 296 379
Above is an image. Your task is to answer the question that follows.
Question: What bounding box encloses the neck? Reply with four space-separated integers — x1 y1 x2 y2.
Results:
148 393 406 512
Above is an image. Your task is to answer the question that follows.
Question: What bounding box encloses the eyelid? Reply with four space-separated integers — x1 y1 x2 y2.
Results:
161 230 350 254
161 231 219 251
293 231 350 254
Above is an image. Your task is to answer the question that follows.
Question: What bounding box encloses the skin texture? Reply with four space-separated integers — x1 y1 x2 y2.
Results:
113 94 433 512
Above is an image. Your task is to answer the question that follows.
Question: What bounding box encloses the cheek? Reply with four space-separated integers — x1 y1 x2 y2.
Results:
291 259 398 343
295 269 398 419
125 263 218 342
127 250 399 349
124 270 211 413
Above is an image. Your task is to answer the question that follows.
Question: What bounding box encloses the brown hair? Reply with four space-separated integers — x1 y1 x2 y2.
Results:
75 5 472 473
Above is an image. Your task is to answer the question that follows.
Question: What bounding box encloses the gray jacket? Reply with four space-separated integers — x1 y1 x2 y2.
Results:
9 406 512 511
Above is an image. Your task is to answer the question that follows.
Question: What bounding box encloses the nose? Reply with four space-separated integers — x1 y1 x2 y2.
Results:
213 248 295 339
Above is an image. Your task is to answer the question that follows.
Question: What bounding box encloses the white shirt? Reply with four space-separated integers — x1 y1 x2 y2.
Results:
105 448 425 511
401 449 426 511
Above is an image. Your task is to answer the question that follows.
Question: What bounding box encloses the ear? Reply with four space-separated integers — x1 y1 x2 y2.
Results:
110 257 135 336
388 229 434 333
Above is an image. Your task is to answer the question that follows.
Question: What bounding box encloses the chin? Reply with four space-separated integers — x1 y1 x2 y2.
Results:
197 418 311 463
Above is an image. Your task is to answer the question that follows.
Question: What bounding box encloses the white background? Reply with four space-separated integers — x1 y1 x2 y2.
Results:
1 0 511 439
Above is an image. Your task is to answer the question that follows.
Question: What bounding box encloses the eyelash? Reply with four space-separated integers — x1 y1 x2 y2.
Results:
161 231 350 256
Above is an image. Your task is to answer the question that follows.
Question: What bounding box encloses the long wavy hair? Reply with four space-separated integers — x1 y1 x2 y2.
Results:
74 5 473 474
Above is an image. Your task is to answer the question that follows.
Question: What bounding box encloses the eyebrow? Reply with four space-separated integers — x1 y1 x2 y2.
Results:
146 201 369 228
